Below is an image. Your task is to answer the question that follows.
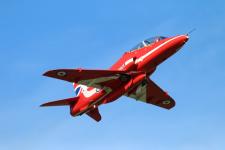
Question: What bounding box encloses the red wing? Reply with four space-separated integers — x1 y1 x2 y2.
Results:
126 78 175 109
43 69 126 83
43 68 133 92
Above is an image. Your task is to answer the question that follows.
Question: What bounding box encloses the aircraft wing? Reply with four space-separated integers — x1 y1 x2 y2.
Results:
125 78 175 109
43 69 131 91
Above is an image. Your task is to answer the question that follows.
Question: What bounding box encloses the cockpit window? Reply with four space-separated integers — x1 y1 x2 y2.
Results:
130 42 145 51
130 36 167 51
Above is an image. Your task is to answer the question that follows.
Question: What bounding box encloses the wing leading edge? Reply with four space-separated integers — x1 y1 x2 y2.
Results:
43 68 130 89
43 69 127 83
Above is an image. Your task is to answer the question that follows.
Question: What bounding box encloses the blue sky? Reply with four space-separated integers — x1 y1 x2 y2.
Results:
1 0 225 149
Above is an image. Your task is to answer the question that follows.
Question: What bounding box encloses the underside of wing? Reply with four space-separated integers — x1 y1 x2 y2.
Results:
125 78 175 109
43 69 133 91
43 69 126 83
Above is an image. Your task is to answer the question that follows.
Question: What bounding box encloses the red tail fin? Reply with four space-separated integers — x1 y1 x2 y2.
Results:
73 83 83 97
40 97 79 107
86 107 101 122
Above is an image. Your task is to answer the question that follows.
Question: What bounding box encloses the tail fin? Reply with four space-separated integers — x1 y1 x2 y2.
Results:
86 107 101 122
40 97 79 107
73 83 96 98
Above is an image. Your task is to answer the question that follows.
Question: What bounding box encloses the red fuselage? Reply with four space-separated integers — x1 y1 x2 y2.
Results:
70 35 189 116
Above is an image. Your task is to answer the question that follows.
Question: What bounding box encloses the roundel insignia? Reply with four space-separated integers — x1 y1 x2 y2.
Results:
57 71 66 77
162 100 171 105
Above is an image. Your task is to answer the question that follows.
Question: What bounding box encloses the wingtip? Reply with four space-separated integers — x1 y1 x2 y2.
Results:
42 69 68 78
166 99 176 110
42 70 55 77
40 103 47 107
42 71 49 77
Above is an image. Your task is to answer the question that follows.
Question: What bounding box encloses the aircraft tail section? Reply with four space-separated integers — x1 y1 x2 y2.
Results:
40 97 79 107
73 83 83 97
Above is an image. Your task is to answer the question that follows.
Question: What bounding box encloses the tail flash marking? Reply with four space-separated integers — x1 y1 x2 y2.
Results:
73 83 98 98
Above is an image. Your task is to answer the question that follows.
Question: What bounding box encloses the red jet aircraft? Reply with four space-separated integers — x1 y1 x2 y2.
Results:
41 34 189 122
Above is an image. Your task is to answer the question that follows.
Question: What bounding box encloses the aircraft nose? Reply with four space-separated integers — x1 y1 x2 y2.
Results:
166 34 189 54
172 34 189 48
179 34 189 43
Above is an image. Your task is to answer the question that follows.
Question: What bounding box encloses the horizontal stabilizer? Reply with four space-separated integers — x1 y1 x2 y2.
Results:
40 97 79 107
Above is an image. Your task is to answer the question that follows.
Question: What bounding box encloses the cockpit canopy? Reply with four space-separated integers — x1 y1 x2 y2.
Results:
130 36 167 51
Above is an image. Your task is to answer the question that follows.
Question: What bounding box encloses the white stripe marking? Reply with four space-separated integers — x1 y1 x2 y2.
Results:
135 35 184 63
124 58 134 66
